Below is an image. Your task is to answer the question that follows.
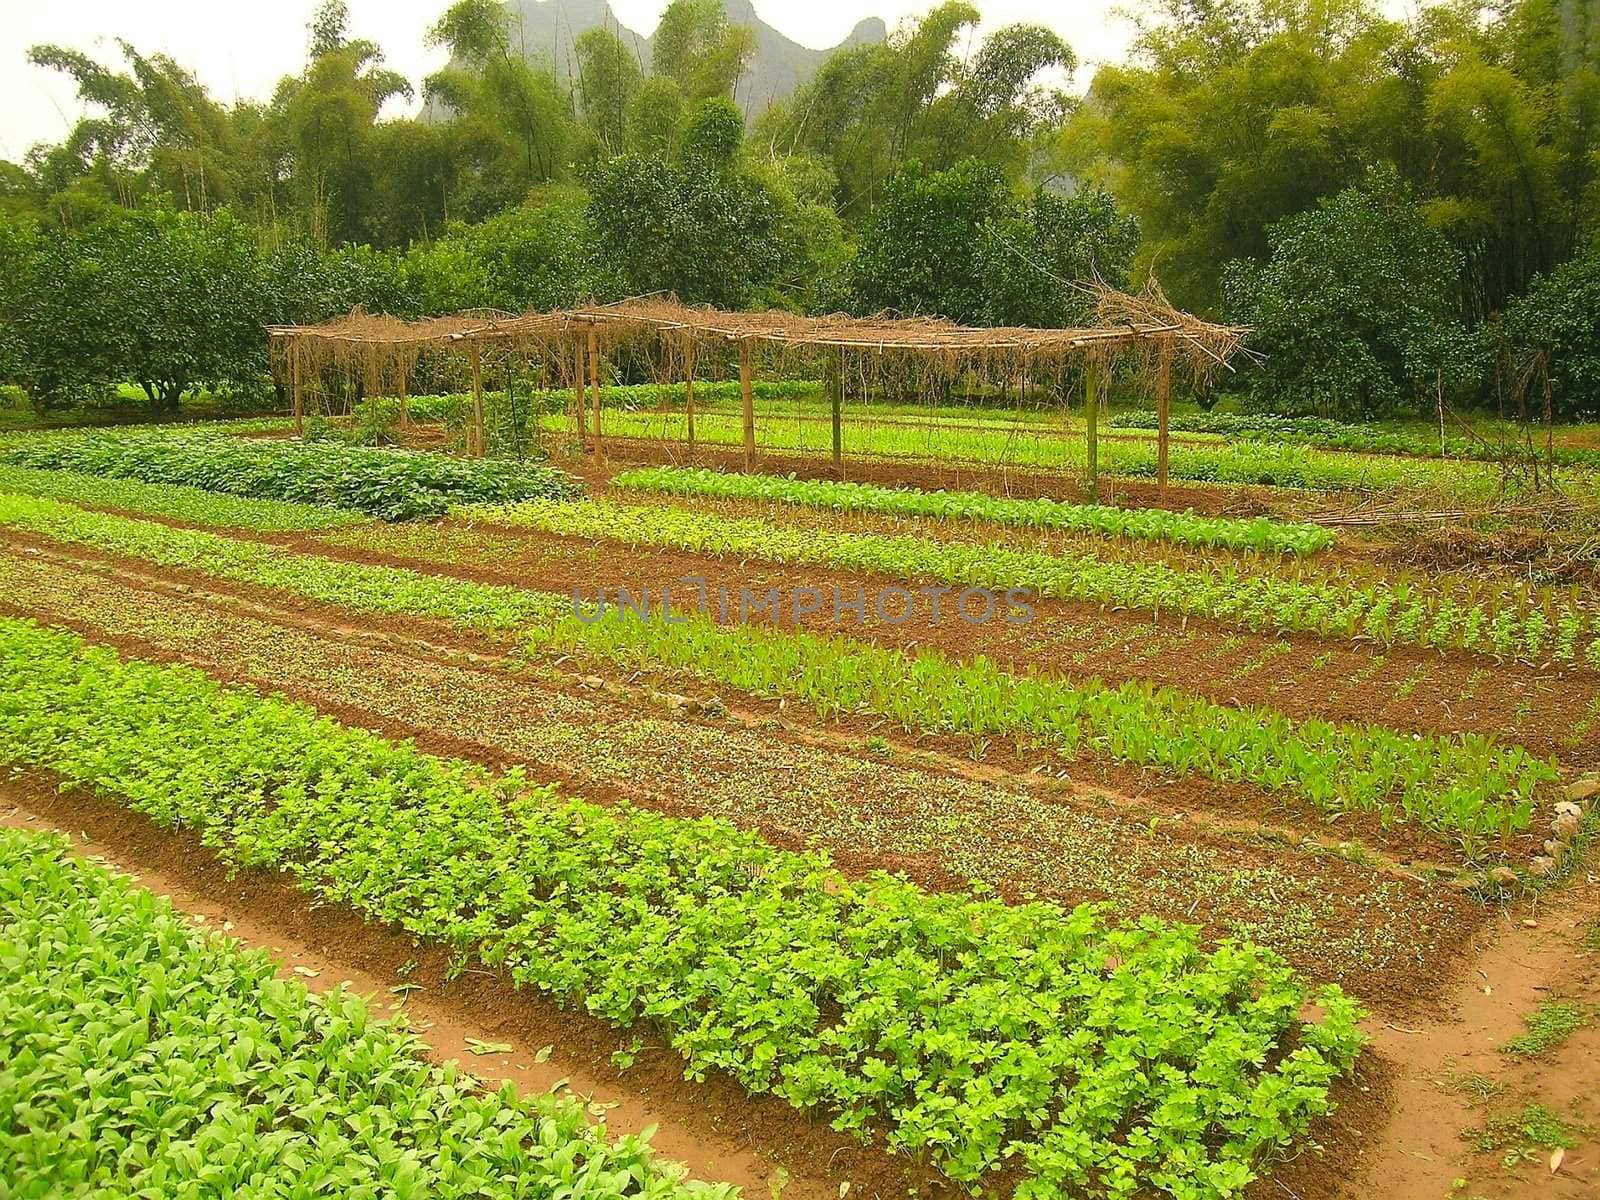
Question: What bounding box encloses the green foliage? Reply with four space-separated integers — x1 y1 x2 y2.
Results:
0 493 1550 853
469 493 1599 668
849 159 1138 326
10 208 267 408
1501 1001 1591 1058
612 466 1335 553
1224 168 1471 419
1467 1103 1578 1168
0 616 1364 1200
0 462 366 530
1505 255 1600 420
1110 409 1600 467
0 826 730 1200
0 430 581 520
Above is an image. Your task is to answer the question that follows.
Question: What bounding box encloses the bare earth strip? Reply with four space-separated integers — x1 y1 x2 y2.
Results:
0 540 1479 1009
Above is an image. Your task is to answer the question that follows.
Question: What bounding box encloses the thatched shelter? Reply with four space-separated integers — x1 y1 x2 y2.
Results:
267 285 1248 489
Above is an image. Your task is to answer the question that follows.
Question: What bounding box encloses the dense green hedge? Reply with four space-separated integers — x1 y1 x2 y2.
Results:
0 430 582 520
0 617 1363 1200
0 826 729 1200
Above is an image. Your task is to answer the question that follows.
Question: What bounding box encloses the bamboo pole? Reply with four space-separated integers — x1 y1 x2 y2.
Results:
832 346 844 469
740 339 755 472
588 325 603 461
683 335 696 455
398 361 409 432
1156 347 1172 495
291 343 303 438
1084 362 1100 496
573 333 588 442
469 343 485 458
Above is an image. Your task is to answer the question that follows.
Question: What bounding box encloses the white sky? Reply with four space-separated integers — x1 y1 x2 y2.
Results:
0 0 1148 161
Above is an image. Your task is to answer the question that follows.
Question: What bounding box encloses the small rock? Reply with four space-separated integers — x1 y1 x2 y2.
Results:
1552 812 1582 840
1529 855 1558 876
1490 866 1519 886
578 675 606 690
1543 839 1566 859
1554 800 1584 819
1564 777 1600 802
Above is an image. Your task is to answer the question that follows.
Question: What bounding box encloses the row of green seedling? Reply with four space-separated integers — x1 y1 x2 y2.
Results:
611 466 1334 555
0 491 1556 857
0 617 1363 1200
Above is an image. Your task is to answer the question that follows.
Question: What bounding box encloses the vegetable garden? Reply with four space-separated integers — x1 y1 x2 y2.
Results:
2 385 1598 1200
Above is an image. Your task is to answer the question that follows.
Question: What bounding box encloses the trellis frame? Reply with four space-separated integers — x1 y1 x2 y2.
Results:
267 286 1248 490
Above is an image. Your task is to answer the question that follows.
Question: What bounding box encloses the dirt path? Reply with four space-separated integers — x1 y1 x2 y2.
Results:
1354 858 1600 1198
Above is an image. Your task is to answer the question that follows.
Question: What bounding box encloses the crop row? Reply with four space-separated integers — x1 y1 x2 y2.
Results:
1111 409 1600 468
466 497 1600 668
0 429 582 521
0 461 365 531
0 493 1557 854
549 410 1506 497
383 379 822 424
0 616 1363 1199
611 466 1335 554
0 826 726 1200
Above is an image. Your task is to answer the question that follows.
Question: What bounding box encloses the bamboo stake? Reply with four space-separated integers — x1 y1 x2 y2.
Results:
469 343 485 458
683 334 696 455
398 362 409 432
1156 347 1172 495
833 346 844 469
740 339 755 472
1084 362 1100 496
588 325 603 462
291 344 303 438
573 333 588 442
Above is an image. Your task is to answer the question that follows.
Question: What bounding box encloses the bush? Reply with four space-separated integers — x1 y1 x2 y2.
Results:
1505 255 1600 420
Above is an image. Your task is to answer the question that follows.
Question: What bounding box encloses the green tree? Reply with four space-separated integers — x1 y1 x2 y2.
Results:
651 0 755 104
1223 167 1470 418
1506 254 1600 418
574 27 643 158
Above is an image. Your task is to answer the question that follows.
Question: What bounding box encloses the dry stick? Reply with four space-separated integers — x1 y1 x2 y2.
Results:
588 325 603 463
397 361 409 432
740 338 755 472
469 343 485 459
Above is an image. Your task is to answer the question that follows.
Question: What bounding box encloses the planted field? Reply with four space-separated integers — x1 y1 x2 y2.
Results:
4 427 1598 1200
0 827 727 1199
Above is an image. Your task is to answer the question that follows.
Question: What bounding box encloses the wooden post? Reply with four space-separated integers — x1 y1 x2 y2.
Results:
573 333 588 442
469 342 485 458
291 344 303 438
1156 347 1172 496
398 362 410 432
683 335 696 454
832 346 844 469
739 338 755 472
588 325 603 461
1084 362 1100 496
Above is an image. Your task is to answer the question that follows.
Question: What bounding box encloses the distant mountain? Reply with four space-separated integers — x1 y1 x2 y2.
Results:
505 0 886 115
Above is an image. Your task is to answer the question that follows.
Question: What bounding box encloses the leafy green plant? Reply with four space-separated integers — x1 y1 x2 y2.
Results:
0 827 731 1200
464 496 1600 667
0 492 1557 855
1 428 582 520
0 462 366 530
611 466 1335 554
1501 1001 1590 1058
0 619 1366 1200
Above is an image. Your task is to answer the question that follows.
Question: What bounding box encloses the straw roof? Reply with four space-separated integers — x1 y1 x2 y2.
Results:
267 284 1248 379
